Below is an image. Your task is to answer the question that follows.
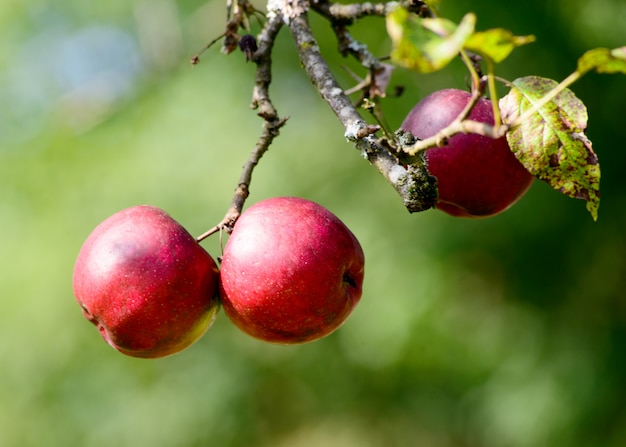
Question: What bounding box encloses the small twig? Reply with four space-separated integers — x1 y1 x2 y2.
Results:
197 14 287 242
313 0 396 97
196 115 288 242
403 84 509 156
192 0 267 64
333 25 383 71
190 33 227 65
313 2 405 143
405 119 509 156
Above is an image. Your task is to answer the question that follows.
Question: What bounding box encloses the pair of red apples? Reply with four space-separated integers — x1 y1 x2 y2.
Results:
72 89 533 358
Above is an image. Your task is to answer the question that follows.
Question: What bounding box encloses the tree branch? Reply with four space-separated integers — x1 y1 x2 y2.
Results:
311 0 425 22
198 0 438 234
287 2 437 212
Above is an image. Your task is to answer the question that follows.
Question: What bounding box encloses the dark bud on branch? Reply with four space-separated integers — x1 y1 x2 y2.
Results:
406 0 432 16
239 34 258 62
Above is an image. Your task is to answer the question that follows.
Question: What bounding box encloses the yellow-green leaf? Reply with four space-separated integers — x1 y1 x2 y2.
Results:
499 76 600 220
386 9 475 73
465 29 535 63
577 46 626 75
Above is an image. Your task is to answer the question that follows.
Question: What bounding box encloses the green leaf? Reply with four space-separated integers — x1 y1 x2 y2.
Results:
386 9 475 73
577 46 626 75
465 29 535 63
499 76 601 220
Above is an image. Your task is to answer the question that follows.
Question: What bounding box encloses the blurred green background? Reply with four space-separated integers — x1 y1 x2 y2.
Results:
1 0 625 446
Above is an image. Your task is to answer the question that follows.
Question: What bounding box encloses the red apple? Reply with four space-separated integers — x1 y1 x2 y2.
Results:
401 88 533 217
219 197 365 344
73 205 220 358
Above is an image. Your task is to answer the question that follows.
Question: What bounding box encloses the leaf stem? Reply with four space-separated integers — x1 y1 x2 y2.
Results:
459 50 481 90
485 58 502 127
510 70 582 128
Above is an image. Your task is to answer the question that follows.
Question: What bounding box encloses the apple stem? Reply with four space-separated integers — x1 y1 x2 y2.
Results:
459 50 481 91
485 59 502 127
197 14 287 242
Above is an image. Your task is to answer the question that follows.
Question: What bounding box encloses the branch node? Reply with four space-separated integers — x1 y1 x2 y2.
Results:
355 124 381 138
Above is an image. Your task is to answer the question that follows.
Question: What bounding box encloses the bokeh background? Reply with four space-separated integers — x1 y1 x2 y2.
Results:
1 0 625 446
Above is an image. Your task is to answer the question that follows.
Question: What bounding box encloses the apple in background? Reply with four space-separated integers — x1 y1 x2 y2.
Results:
73 205 220 358
401 88 533 218
219 197 365 344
